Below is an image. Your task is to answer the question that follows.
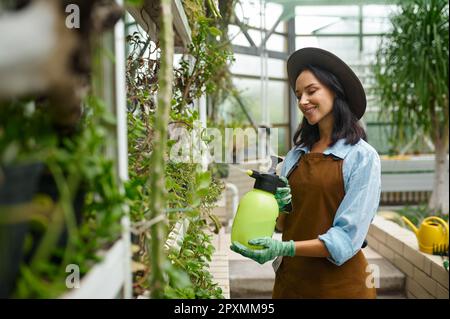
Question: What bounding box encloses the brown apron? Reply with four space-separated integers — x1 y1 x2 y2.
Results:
272 153 376 299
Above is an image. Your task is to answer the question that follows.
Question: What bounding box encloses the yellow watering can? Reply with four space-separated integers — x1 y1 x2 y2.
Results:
402 216 449 254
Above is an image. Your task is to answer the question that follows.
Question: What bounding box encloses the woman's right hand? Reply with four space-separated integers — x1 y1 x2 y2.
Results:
275 176 292 213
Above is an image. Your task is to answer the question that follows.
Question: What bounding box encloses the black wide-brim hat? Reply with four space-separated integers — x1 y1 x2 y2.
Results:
287 47 366 119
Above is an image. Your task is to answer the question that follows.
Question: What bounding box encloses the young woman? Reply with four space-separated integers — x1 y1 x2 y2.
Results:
231 47 381 299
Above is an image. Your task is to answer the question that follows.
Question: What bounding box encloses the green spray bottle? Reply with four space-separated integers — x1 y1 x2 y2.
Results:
231 156 287 249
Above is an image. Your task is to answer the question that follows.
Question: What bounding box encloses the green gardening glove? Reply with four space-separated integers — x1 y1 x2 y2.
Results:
230 237 295 264
275 176 291 213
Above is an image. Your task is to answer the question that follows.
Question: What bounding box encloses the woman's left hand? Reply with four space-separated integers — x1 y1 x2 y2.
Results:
230 237 295 264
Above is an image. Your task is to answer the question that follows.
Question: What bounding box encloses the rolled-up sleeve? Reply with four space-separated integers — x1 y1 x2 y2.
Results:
318 146 381 266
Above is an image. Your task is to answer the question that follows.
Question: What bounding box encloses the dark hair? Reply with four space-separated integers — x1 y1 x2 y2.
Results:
292 65 366 149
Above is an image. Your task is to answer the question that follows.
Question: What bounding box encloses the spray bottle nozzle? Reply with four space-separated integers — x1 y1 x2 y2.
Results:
247 170 260 179
245 158 285 194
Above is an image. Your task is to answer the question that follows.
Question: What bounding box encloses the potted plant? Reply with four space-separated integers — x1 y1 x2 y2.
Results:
373 0 449 214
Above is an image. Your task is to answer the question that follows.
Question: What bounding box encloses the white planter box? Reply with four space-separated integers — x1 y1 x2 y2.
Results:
61 239 127 299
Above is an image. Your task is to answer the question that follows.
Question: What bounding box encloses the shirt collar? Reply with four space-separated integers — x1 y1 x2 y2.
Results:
293 138 353 159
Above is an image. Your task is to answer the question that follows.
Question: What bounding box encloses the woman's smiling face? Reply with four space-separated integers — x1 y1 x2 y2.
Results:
295 69 335 125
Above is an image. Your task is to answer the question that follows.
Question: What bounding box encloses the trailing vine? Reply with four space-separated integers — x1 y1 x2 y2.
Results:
126 0 237 298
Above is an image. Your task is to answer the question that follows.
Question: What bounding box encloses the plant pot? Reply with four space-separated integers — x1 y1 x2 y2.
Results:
0 222 29 298
0 162 44 298
0 162 44 205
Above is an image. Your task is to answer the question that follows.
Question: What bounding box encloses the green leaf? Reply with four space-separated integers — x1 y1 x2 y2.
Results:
196 171 211 190
208 27 222 37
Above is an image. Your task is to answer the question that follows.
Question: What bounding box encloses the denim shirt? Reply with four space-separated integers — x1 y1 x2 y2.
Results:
280 138 381 266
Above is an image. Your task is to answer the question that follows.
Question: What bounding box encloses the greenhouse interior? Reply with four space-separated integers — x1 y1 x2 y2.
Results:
0 0 448 301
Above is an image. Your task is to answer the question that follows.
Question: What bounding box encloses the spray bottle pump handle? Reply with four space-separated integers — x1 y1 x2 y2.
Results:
269 155 283 174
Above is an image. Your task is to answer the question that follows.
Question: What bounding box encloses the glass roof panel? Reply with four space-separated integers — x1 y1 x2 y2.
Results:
295 5 359 18
295 36 361 63
229 24 252 47
235 1 284 31
230 54 286 78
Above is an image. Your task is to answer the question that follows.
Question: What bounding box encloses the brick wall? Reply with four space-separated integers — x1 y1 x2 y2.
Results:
368 216 449 299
